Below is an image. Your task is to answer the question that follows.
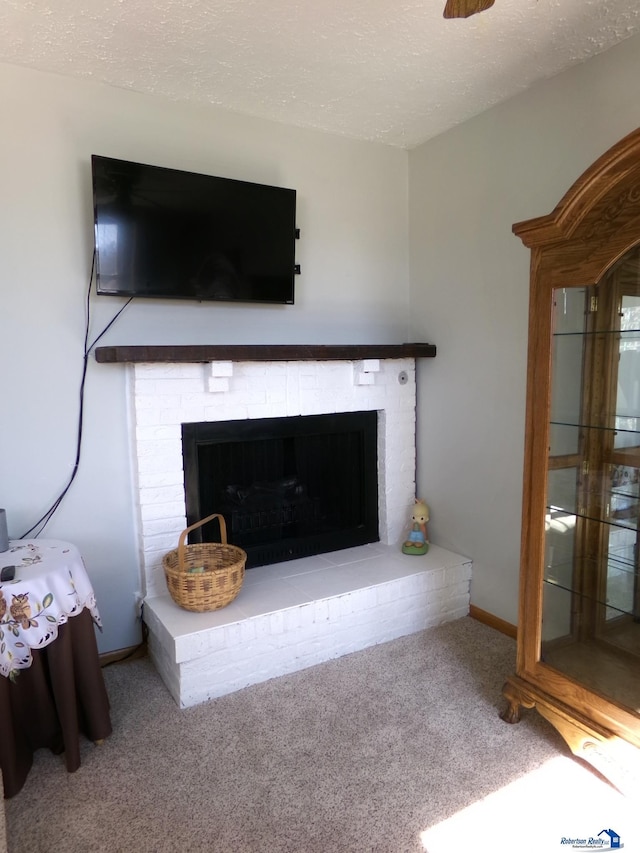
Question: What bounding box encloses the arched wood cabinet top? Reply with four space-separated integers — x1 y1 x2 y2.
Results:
513 128 640 288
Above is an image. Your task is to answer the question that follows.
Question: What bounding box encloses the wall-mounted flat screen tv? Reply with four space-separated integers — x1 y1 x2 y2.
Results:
91 155 298 304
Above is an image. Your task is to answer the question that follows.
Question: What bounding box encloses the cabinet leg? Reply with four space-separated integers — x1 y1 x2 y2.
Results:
500 682 522 724
500 678 535 724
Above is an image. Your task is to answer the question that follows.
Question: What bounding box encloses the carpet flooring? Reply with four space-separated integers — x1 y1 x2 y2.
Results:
4 617 635 852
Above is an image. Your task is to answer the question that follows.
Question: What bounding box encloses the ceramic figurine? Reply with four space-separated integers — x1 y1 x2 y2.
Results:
402 499 430 555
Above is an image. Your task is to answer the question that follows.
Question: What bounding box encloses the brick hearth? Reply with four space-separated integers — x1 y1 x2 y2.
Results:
144 542 471 708
113 348 470 708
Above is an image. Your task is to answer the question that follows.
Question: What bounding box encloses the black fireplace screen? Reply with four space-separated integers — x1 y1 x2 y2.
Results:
182 411 379 568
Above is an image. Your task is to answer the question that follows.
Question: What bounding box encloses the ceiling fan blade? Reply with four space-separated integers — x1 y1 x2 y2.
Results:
443 0 495 18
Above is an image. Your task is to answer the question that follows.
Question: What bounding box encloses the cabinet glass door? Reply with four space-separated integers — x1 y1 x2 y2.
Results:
541 247 640 712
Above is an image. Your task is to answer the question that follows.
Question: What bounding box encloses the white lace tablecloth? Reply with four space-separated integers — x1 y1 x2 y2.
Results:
0 540 102 678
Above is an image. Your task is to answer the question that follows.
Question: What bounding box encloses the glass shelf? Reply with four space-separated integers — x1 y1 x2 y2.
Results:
553 327 640 338
543 579 637 623
549 419 640 436
546 506 639 533
544 560 638 617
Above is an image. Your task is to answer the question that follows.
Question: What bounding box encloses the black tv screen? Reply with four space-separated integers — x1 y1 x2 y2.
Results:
91 156 297 304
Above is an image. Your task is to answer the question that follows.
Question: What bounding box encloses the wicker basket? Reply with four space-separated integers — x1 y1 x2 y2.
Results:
163 513 246 612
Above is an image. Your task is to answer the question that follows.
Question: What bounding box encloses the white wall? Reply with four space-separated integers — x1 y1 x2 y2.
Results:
5 32 640 652
408 34 640 626
0 62 409 652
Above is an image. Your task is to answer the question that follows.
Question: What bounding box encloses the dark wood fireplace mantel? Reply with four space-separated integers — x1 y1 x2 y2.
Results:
94 343 436 364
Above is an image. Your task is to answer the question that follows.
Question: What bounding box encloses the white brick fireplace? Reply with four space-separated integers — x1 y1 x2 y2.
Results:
119 350 471 707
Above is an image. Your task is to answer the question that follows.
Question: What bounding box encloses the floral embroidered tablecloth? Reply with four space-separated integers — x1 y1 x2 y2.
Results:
0 540 102 678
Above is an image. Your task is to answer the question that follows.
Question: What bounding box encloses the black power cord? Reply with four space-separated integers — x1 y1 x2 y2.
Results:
20 253 133 539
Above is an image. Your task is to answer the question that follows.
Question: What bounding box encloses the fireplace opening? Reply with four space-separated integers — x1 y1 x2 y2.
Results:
182 411 379 568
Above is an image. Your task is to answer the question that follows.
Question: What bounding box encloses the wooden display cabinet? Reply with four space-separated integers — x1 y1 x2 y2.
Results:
502 129 640 793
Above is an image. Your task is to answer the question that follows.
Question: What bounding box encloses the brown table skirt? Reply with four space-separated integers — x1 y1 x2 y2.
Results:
0 607 112 798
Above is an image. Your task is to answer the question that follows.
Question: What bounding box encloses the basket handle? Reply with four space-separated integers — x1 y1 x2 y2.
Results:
177 513 228 572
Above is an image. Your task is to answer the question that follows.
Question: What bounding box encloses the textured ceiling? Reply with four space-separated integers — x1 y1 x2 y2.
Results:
1 0 639 148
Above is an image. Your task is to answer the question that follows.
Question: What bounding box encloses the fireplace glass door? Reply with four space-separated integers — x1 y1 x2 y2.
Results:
182 411 379 568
